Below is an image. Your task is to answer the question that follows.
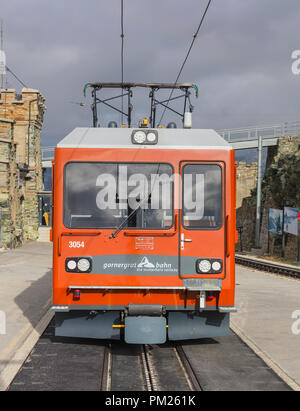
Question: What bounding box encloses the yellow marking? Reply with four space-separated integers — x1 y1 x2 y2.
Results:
0 323 31 364
112 324 169 328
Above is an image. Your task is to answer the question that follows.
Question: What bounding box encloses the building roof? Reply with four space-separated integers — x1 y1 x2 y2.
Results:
57 127 232 150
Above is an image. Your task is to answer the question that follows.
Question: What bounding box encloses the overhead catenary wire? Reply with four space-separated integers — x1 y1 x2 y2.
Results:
1 20 28 91
5 65 28 88
120 0 125 125
1 18 4 90
158 0 213 127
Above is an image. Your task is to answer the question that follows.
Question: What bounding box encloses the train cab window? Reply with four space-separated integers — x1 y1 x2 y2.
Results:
182 164 223 229
63 162 174 229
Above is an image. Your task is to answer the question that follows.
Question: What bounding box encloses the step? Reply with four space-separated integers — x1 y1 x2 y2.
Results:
38 227 51 242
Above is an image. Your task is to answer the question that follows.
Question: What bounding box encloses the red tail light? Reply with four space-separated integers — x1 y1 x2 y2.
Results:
73 289 81 301
206 292 215 301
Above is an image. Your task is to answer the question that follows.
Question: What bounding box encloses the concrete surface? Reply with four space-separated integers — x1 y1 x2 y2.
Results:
0 242 52 389
232 265 300 389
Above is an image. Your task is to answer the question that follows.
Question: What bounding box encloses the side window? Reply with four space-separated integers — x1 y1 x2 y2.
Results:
183 164 223 229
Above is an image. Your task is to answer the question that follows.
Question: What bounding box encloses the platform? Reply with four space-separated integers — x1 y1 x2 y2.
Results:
231 264 300 390
0 242 52 390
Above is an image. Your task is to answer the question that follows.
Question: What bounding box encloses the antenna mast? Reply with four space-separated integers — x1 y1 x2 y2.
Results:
0 19 5 90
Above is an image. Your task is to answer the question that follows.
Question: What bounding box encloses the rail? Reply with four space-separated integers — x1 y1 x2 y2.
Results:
235 254 300 278
99 342 202 392
217 121 300 143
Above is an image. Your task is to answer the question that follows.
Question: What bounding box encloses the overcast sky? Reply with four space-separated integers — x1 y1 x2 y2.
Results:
1 0 300 147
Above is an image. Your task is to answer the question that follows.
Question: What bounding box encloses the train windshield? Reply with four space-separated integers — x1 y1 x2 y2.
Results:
64 162 174 229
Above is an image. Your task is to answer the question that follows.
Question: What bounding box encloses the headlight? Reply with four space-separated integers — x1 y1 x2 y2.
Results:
133 131 146 144
131 130 158 145
196 258 223 274
198 259 211 273
77 258 91 272
65 257 92 273
147 132 156 143
67 259 77 270
212 261 221 272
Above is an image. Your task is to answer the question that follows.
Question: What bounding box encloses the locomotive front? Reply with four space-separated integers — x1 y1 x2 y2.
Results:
51 126 236 344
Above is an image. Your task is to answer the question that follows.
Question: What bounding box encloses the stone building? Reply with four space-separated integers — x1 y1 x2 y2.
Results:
0 88 46 248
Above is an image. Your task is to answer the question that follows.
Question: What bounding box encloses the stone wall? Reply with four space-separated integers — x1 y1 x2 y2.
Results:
236 162 257 209
236 135 300 259
0 88 46 248
260 135 300 259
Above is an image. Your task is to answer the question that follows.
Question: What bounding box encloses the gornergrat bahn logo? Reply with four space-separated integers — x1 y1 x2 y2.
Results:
136 256 176 272
102 255 177 273
137 257 155 268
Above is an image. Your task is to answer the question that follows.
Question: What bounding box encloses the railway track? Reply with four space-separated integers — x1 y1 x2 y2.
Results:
235 255 300 279
8 318 290 391
100 342 201 391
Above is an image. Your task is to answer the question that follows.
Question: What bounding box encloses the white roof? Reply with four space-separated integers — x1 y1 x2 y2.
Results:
57 127 232 150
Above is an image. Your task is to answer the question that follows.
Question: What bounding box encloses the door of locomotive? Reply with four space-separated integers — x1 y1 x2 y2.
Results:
179 161 226 279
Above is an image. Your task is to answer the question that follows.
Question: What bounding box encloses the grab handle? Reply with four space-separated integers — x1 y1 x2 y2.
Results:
124 214 178 237
226 216 230 258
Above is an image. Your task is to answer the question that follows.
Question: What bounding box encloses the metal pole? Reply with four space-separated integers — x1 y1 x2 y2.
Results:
297 214 300 262
128 88 132 128
255 135 263 248
281 211 285 258
267 209 270 254
92 89 98 127
0 207 2 248
0 19 4 91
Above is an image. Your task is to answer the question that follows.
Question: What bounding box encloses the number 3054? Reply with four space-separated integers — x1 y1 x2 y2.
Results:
69 241 85 248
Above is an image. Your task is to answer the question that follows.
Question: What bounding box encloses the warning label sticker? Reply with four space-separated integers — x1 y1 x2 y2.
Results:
135 237 154 250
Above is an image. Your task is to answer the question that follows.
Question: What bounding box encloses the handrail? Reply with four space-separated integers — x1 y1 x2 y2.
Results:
123 214 178 237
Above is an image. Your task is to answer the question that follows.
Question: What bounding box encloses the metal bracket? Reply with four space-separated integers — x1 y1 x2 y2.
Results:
199 291 206 309
183 279 222 291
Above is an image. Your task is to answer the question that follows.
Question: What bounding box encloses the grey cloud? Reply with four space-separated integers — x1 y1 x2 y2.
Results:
0 0 299 145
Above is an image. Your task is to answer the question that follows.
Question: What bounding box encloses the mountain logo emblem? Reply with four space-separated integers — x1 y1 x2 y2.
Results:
137 257 155 268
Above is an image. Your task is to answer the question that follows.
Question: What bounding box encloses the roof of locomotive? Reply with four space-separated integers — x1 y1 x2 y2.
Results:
57 127 232 150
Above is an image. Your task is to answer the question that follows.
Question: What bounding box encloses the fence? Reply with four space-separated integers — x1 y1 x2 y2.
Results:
217 121 300 143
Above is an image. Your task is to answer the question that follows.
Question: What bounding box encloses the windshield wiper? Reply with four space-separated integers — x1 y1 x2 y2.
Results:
109 199 147 239
109 163 161 239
